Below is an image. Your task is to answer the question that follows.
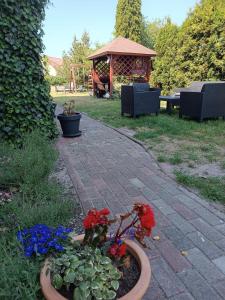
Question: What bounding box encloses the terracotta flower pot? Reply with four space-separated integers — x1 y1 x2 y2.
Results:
40 234 151 300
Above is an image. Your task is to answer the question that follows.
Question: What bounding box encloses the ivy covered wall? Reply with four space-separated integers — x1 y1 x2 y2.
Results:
0 0 57 142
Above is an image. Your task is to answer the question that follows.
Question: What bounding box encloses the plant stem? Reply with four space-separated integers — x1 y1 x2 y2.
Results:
117 216 138 239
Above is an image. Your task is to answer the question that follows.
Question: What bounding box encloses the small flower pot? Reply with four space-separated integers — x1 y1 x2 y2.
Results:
40 234 151 300
57 113 81 137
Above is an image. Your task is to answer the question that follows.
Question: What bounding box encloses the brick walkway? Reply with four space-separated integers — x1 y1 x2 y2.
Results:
57 115 225 300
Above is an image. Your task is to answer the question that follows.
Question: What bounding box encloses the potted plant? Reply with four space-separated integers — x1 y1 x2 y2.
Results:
57 100 81 137
39 203 155 300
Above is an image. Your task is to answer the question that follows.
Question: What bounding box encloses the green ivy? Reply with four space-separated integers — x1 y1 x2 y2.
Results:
0 0 57 142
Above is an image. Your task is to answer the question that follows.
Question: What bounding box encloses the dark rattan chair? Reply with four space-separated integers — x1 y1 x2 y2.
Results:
179 82 225 121
121 83 161 118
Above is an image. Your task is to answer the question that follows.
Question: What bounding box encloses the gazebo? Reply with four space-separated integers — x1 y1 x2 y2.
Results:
88 37 156 96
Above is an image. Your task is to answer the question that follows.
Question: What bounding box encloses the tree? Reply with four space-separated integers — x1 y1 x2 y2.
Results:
143 19 163 49
151 19 182 94
115 0 143 43
57 31 92 86
0 0 57 142
177 0 225 83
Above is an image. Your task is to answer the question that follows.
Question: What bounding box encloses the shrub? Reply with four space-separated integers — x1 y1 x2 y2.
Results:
0 0 57 142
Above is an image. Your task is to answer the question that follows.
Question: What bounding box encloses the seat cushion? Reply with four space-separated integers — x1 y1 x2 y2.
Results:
133 83 150 92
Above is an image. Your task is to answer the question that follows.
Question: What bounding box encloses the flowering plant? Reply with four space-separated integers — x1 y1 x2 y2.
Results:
83 203 155 261
17 224 72 257
47 203 155 299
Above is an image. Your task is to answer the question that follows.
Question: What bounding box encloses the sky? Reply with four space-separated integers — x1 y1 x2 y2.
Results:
43 0 199 58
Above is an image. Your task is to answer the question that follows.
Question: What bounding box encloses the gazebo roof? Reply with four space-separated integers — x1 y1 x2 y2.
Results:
88 37 156 60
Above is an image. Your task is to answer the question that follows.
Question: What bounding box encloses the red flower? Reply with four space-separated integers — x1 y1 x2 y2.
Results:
99 208 110 215
83 208 110 230
109 242 127 258
134 203 155 237
118 243 127 257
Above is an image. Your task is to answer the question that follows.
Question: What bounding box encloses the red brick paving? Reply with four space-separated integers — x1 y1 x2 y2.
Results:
57 115 225 299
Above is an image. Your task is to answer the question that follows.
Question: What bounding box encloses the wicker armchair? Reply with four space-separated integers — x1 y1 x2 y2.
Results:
179 82 225 121
121 83 161 118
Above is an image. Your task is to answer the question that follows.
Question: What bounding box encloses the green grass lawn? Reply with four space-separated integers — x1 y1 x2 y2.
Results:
53 93 225 203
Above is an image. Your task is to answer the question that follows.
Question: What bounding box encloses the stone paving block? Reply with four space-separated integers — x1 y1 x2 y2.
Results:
194 206 224 226
91 198 108 210
152 199 176 216
141 186 159 200
174 194 201 209
151 207 172 229
151 257 186 298
92 178 109 191
167 213 196 235
169 292 194 300
163 226 194 251
186 248 225 283
81 200 93 213
215 223 225 235
106 199 127 215
161 185 181 197
143 276 167 300
123 184 141 196
178 269 222 300
187 231 223 259
130 195 149 205
158 193 182 206
213 256 225 275
139 166 155 176
129 177 146 189
172 202 198 220
213 280 225 299
84 186 101 199
215 238 225 251
156 240 191 273
190 218 224 241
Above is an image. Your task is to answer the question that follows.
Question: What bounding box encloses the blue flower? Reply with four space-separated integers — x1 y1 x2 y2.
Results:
54 244 64 251
17 224 72 257
38 247 48 254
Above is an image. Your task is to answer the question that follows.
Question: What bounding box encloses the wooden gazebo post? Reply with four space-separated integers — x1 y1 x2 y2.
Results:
109 55 113 96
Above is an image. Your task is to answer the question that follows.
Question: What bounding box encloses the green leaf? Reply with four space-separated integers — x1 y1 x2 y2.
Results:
101 257 111 265
64 272 76 283
111 280 119 291
52 274 63 289
106 290 117 300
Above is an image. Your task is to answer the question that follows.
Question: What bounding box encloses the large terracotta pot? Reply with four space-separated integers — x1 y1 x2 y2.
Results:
40 234 151 300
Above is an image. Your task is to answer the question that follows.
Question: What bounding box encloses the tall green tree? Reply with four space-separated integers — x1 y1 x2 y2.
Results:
0 0 57 142
58 31 92 85
151 19 182 94
177 0 225 82
115 0 143 43
143 19 163 49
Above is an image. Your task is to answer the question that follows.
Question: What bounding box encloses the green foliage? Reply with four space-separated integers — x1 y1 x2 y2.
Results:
0 130 57 197
46 75 67 86
175 172 225 203
151 18 182 94
152 0 225 93
115 0 143 43
51 245 121 300
0 131 75 299
142 19 163 49
58 31 92 88
0 0 57 142
177 0 225 83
